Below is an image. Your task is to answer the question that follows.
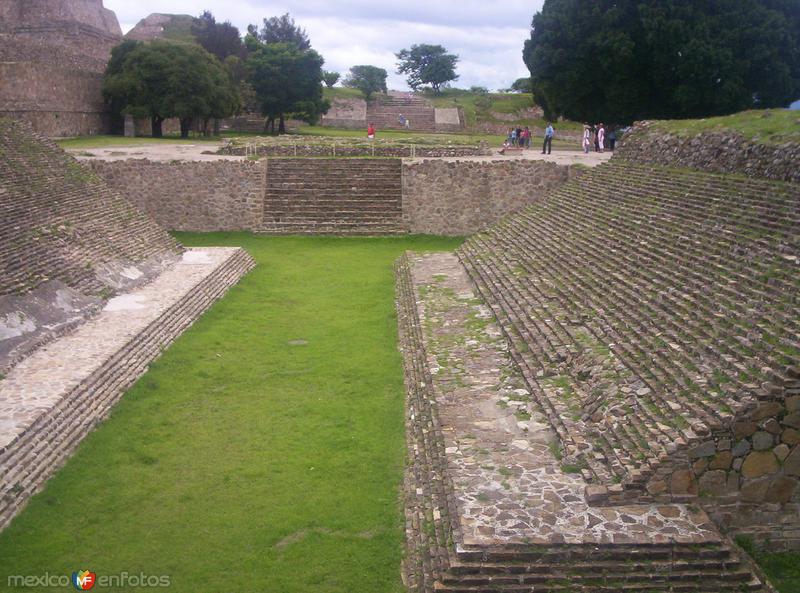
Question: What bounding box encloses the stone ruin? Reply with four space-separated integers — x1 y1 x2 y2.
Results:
0 0 122 136
0 118 255 528
396 138 799 590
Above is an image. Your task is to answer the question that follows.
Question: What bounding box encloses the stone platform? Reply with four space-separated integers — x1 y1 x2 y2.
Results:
0 247 255 529
396 252 772 592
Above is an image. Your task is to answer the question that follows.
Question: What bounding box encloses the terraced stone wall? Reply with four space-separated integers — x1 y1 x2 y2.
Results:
86 159 265 232
617 122 800 183
0 118 181 371
0 0 122 136
402 159 575 235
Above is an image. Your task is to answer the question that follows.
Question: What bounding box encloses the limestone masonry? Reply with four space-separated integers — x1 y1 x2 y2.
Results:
0 118 181 372
0 117 255 531
0 0 122 136
85 157 577 236
618 122 800 183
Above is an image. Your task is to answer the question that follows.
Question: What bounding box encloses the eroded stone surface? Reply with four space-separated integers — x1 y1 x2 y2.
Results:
408 252 719 546
0 247 240 450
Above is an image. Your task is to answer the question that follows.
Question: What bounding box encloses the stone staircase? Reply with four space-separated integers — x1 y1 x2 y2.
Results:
457 160 799 500
367 95 436 132
396 252 773 593
260 158 405 234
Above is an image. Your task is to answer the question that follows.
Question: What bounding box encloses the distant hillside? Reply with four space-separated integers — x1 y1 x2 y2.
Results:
322 87 583 135
126 13 196 43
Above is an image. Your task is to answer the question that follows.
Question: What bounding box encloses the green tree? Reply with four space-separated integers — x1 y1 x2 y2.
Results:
191 11 244 62
510 77 533 94
247 13 310 50
322 70 340 88
245 35 329 133
344 65 388 100
103 40 239 138
395 44 459 93
523 0 800 123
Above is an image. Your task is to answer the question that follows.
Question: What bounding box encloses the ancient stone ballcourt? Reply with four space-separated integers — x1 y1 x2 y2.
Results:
1 1 799 591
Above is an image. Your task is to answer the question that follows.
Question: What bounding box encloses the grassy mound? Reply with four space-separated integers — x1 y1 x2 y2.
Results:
648 109 800 144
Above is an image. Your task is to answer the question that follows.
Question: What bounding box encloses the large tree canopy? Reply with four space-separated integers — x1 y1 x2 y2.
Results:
103 40 239 138
523 0 800 123
396 44 459 93
247 13 310 50
191 11 244 62
344 65 388 100
245 35 328 133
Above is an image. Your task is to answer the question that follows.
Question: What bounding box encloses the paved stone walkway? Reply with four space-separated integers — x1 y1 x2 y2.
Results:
408 252 720 547
0 248 240 451
70 142 611 167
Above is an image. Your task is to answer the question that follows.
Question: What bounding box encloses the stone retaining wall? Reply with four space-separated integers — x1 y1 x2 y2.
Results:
87 157 576 237
616 122 800 183
402 159 575 235
86 159 265 232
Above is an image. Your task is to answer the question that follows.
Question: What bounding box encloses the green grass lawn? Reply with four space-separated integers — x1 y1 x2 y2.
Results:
737 538 800 593
0 234 462 593
650 109 800 144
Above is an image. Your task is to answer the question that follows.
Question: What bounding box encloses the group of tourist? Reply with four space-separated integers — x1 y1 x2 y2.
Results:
582 123 616 153
505 126 533 148
503 122 556 154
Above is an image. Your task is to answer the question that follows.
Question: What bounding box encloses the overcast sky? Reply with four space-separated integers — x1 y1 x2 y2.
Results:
104 0 543 91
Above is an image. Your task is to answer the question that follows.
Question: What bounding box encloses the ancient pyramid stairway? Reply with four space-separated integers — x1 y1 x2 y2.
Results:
395 251 773 593
367 95 437 132
259 158 405 234
456 160 799 501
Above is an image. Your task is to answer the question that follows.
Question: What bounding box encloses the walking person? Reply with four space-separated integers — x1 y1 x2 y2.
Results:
582 125 591 154
511 127 518 146
608 127 617 151
523 126 531 148
597 123 606 153
542 122 554 155
367 123 376 139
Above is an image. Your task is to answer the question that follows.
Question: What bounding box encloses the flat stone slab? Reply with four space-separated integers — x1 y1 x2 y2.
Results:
407 252 720 546
0 247 241 451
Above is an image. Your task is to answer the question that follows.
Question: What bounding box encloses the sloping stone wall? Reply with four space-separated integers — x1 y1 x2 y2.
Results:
616 121 800 182
402 159 575 235
0 118 181 371
86 159 265 232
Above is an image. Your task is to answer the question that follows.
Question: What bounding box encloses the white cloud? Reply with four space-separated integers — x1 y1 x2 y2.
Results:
105 0 542 90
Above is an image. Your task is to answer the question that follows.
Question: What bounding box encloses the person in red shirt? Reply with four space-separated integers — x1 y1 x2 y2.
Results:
367 123 376 139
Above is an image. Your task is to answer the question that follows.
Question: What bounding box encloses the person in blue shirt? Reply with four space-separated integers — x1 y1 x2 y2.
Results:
542 122 554 154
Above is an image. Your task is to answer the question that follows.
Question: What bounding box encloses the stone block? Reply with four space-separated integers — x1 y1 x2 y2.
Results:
734 421 757 439
751 402 782 421
787 395 800 413
585 484 608 503
741 451 779 479
783 428 800 446
765 476 798 504
698 470 728 497
689 440 716 458
670 469 697 496
753 431 775 451
783 412 800 430
784 445 800 477
709 451 733 470
741 476 771 502
774 444 791 462
763 418 783 434
732 439 751 458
